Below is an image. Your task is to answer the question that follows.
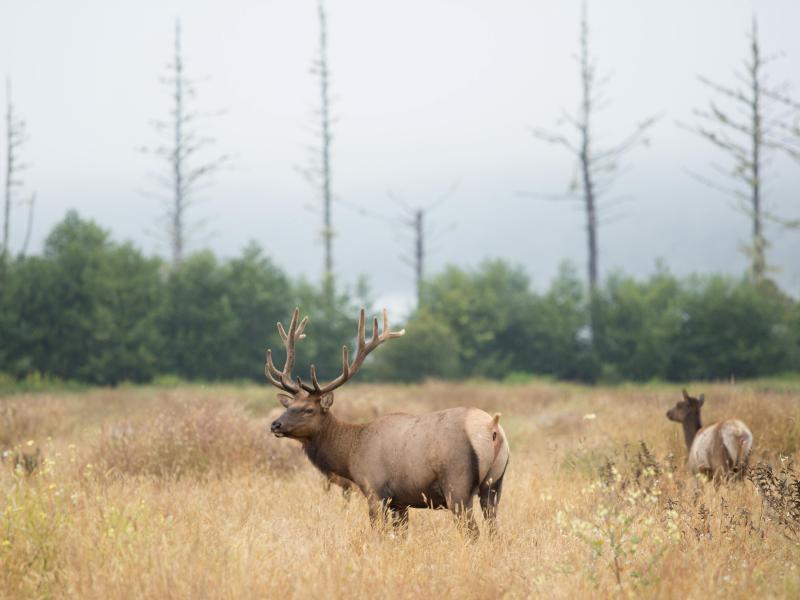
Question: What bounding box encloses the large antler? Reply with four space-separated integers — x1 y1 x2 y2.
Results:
264 307 309 394
306 308 405 395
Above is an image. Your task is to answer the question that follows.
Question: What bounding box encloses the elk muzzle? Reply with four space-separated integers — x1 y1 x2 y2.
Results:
271 419 285 437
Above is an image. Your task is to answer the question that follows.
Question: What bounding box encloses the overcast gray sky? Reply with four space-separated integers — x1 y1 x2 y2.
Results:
1 0 799 313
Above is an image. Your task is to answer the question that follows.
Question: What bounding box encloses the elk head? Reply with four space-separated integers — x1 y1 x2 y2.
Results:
666 389 705 423
265 307 404 440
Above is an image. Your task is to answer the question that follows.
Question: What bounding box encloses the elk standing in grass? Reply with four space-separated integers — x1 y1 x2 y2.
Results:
265 307 509 538
666 389 752 481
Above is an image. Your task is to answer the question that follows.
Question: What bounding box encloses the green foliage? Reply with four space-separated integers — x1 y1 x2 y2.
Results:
159 251 236 380
663 276 796 380
370 310 461 382
423 260 533 377
221 243 292 379
1 212 799 385
414 260 598 382
1 212 164 384
594 266 684 381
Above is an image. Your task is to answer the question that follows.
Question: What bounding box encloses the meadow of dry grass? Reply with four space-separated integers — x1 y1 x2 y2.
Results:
1 380 800 599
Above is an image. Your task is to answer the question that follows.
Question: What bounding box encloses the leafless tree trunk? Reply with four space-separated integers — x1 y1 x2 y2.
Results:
531 2 657 296
412 209 423 307
318 2 333 291
766 86 800 233
3 77 33 261
20 193 35 258
689 17 794 279
143 20 229 270
334 184 455 310
387 187 456 309
300 0 337 301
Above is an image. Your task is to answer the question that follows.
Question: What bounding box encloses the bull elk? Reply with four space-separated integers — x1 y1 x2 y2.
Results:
666 389 752 481
265 307 510 538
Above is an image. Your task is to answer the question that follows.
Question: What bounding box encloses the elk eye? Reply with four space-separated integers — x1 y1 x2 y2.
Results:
304 408 314 415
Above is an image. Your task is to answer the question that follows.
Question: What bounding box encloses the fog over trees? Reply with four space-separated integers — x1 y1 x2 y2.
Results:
1 1 798 312
1 1 800 384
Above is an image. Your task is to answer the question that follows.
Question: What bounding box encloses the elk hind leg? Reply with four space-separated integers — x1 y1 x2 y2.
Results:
389 506 409 536
445 490 479 540
479 472 505 538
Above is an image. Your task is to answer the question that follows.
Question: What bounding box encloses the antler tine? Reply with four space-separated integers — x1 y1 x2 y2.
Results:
341 345 350 379
357 308 366 352
265 349 280 379
276 307 299 343
371 316 380 343
296 316 309 340
287 307 299 341
384 308 406 339
314 308 405 395
264 349 284 388
264 307 307 395
310 364 321 392
280 308 303 385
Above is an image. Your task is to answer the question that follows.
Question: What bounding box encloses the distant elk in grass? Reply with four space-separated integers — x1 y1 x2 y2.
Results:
265 307 510 538
666 389 753 481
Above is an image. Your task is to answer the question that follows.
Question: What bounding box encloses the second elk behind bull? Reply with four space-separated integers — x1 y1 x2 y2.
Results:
666 389 752 482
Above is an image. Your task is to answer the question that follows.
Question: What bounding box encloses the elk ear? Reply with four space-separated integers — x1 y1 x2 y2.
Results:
277 393 293 408
319 392 334 411
697 394 705 407
682 389 690 401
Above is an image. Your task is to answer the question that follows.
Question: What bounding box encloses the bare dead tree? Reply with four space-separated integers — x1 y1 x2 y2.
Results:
337 186 456 310
530 2 658 296
768 108 800 231
19 193 35 258
688 16 796 279
389 187 457 308
3 77 35 261
142 20 230 269
300 0 336 301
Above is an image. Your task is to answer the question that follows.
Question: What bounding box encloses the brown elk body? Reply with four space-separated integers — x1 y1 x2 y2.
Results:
666 390 752 480
265 308 510 538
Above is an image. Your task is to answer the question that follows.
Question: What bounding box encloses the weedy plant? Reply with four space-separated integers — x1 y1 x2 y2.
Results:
748 458 800 540
558 442 680 591
0 440 69 597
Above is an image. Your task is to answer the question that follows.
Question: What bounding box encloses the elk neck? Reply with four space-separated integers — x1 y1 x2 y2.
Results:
302 412 363 482
682 411 702 450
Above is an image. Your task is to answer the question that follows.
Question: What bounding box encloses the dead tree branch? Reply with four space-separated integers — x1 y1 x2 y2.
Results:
141 20 230 269
529 1 658 296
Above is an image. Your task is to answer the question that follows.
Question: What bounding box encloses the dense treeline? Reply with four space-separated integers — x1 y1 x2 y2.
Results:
1 212 798 385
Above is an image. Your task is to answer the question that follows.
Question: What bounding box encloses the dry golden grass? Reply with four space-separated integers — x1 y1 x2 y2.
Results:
1 381 800 599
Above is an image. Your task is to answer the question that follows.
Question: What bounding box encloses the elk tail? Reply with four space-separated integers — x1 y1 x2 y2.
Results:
737 434 751 472
483 417 509 489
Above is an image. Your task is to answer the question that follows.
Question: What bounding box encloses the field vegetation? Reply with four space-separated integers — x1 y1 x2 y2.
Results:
1 380 799 598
